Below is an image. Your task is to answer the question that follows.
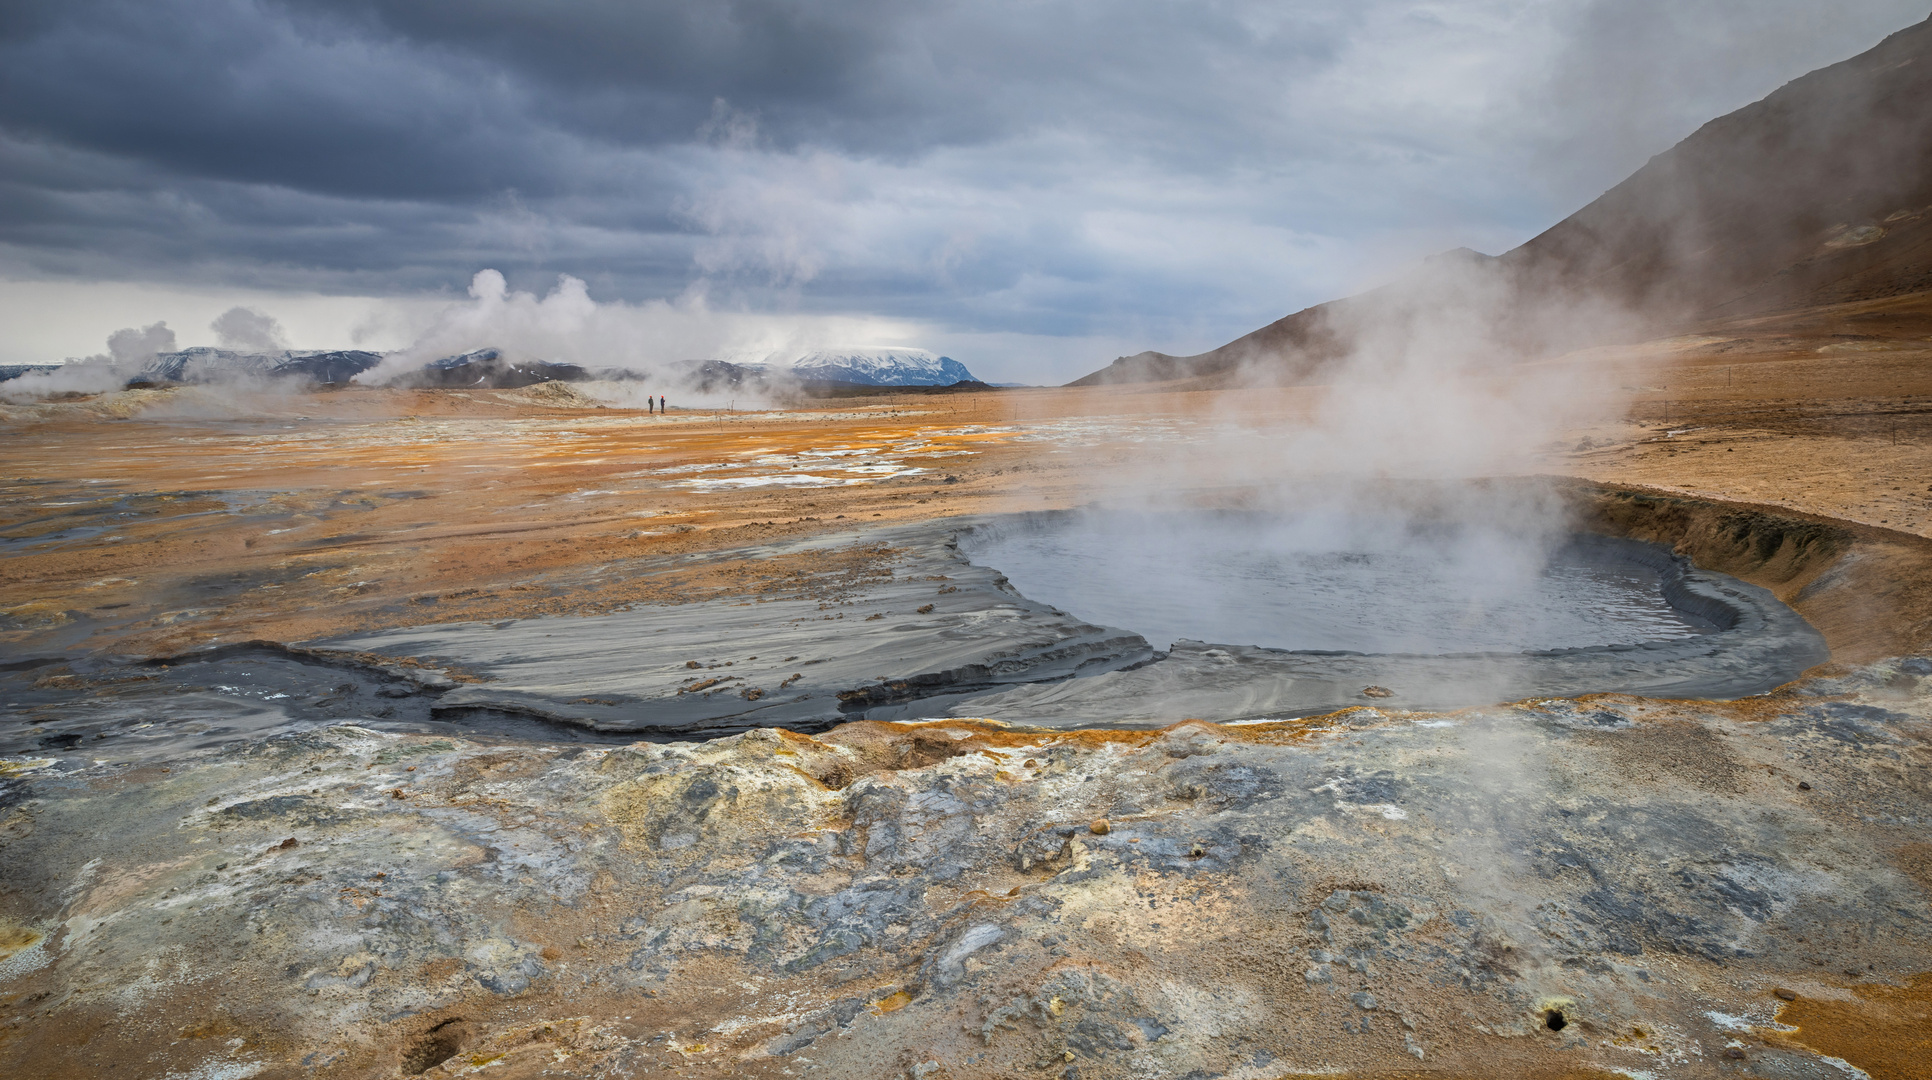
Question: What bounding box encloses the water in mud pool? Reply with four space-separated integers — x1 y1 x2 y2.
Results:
964 512 1715 654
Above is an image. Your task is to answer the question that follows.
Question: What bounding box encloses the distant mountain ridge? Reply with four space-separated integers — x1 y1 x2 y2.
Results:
399 348 591 389
2 343 984 394
0 347 387 388
762 347 978 386
133 347 384 386
1073 13 1932 388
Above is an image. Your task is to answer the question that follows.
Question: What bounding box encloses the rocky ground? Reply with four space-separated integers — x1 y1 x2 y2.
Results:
1 659 1928 1078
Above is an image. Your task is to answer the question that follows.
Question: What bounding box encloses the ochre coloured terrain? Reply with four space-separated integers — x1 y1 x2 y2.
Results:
7 290 1932 665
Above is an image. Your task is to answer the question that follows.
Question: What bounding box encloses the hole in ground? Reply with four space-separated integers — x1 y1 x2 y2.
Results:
1545 1009 1568 1032
402 1017 469 1074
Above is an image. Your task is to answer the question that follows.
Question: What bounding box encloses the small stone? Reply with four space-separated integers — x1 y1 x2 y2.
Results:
1772 987 1797 1001
1351 992 1378 1011
685 660 701 669
1090 819 1110 835
391 789 408 800
1362 685 1394 699
1797 781 1811 790
1723 1047 1747 1060
917 604 935 614
276 837 299 850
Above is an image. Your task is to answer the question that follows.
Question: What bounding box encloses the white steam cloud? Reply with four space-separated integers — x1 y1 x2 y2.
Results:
355 269 937 401
1034 251 1643 694
211 306 289 352
105 320 178 365
1 319 179 400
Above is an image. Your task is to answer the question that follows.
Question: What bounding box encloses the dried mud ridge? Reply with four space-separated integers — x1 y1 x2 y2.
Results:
2 664 1929 1078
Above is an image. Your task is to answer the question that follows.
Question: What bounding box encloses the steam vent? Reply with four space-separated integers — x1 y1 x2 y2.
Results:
7 7 1932 1080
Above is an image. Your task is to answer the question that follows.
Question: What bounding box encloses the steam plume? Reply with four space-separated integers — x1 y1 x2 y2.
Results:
1 320 178 400
211 307 288 352
354 269 933 403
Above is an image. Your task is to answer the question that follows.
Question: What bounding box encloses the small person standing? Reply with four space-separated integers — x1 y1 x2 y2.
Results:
646 394 654 414
659 395 667 412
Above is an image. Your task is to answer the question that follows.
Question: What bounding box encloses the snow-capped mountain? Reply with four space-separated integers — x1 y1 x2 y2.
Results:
406 348 589 388
764 347 979 386
135 347 383 385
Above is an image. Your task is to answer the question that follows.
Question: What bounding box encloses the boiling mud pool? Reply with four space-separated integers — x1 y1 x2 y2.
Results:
963 511 1716 654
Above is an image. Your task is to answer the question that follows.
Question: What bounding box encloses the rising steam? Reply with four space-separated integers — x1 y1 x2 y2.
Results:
1 320 178 400
352 269 931 402
1030 246 1645 683
211 307 289 353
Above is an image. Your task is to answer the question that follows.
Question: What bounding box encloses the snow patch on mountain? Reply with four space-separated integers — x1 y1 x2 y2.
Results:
761 347 978 386
139 347 384 384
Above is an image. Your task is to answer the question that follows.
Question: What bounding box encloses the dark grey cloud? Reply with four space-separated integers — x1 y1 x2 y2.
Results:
1 0 1926 375
0 0 560 199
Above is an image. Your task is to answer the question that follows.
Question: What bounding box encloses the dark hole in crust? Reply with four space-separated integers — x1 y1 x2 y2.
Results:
402 1017 468 1074
1545 1009 1568 1032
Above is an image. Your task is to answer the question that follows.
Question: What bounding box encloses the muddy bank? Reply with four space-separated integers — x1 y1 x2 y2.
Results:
1578 482 1932 662
317 525 1154 736
948 512 1825 726
1 492 1835 736
0 641 645 765
1 661 1928 1078
300 513 1825 731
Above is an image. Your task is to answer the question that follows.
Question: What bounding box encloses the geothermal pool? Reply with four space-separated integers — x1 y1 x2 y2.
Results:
961 510 1718 654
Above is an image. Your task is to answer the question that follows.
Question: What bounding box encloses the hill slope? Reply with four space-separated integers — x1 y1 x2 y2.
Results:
1074 14 1932 387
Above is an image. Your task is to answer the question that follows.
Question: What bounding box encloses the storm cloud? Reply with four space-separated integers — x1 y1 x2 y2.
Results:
1 0 1924 379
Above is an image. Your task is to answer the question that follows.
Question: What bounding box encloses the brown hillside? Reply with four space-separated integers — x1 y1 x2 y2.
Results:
1073 13 1932 387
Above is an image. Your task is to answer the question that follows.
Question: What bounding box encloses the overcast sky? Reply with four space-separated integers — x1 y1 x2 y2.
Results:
1 0 1925 380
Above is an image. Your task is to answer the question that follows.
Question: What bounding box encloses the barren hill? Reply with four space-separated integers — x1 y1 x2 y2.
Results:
1073 13 1932 388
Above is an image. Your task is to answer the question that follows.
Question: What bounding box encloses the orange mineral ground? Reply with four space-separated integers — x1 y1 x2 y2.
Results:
6 289 1932 660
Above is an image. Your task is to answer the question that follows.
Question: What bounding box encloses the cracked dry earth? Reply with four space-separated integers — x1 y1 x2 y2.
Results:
3 663 1930 1079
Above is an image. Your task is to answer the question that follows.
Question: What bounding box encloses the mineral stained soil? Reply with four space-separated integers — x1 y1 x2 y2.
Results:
4 307 1932 1080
